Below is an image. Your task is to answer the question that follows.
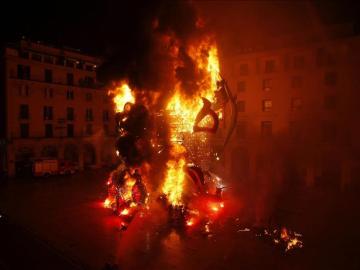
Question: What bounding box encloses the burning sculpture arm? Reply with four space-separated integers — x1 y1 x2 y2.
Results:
193 98 219 134
219 76 238 151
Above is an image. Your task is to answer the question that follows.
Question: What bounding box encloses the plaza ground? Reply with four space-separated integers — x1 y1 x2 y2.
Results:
0 169 359 270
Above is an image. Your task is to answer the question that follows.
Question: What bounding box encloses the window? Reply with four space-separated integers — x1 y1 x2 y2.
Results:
239 64 249 75
66 59 75 68
236 121 247 139
44 55 53 64
85 108 93 121
261 121 272 138
19 104 29 119
67 107 74 121
85 93 92 101
316 48 336 67
31 53 42 62
265 60 275 73
17 65 31 80
20 124 29 138
43 106 53 120
45 124 53 138
103 124 109 135
56 56 65 65
67 73 74 85
291 76 303 88
86 124 93 135
67 124 74 137
293 55 305 69
44 88 53 98
44 69 52 83
76 61 84 69
289 121 301 141
83 76 95 87
262 99 272 112
324 72 337 86
291 98 302 111
236 100 246 112
66 89 74 100
262 79 272 91
18 85 29 97
324 95 337 110
19 51 29 59
316 48 326 66
237 81 246 92
322 122 337 142
103 110 109 122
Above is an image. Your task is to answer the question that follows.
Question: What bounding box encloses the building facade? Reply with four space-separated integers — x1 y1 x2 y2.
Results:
0 40 117 177
222 27 360 190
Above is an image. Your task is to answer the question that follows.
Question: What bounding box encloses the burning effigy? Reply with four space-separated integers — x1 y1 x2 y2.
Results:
103 32 235 232
100 9 303 253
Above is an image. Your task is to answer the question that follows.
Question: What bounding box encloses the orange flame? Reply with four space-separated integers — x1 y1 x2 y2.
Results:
166 40 221 137
163 39 221 206
108 82 135 113
162 158 186 206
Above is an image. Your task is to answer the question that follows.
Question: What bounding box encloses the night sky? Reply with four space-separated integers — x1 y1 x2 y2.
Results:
1 0 359 82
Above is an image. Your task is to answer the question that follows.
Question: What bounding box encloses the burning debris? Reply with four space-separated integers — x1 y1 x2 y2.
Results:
251 226 304 253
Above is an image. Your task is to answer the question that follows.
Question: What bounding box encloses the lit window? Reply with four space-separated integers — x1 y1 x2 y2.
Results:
262 99 272 112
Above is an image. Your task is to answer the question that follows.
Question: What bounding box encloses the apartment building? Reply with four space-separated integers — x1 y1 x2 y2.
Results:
0 40 117 177
222 27 360 190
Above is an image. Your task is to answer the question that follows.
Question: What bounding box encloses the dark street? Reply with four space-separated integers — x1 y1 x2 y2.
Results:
1 170 359 270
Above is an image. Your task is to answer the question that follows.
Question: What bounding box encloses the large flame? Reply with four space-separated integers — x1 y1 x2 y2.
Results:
162 39 221 206
109 82 135 113
166 40 221 136
162 158 186 206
